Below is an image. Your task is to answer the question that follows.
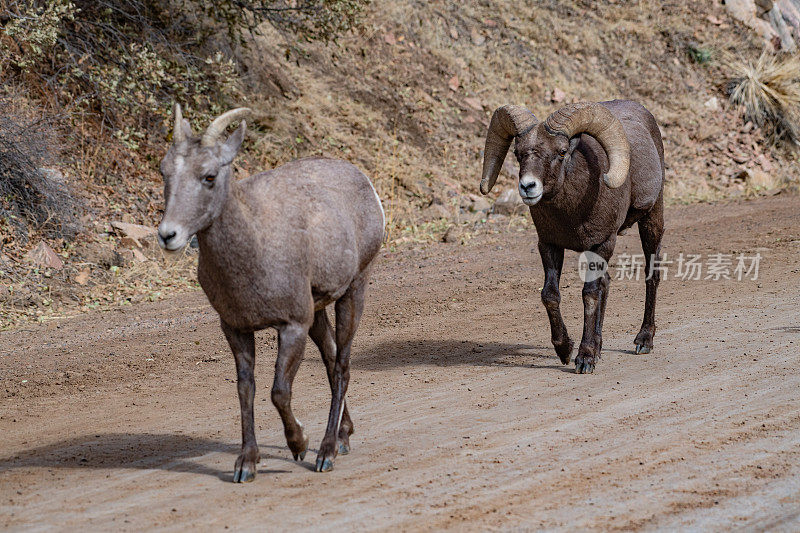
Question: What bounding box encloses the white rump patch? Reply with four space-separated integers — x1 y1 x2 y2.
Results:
366 177 385 228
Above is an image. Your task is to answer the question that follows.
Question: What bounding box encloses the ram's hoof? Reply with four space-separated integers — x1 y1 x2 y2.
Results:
574 355 595 374
338 442 350 455
292 449 307 462
315 456 334 473
635 344 651 355
554 339 574 365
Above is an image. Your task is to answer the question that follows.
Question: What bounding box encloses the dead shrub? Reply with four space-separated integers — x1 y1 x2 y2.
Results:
726 51 800 147
0 99 81 244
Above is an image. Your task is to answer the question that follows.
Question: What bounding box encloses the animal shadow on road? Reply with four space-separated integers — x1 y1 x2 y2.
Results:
0 433 300 481
354 339 573 372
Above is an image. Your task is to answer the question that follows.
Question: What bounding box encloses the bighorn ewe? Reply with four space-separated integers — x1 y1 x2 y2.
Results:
158 105 384 481
480 100 664 374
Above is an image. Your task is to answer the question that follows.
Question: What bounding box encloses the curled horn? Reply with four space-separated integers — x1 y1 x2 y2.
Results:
173 103 185 144
480 105 538 195
201 107 253 147
544 102 630 188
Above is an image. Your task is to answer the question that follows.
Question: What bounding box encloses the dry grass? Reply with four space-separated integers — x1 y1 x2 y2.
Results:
0 246 199 329
5 0 799 326
726 51 800 146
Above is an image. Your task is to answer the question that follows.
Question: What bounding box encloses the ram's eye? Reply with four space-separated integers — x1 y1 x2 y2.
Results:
203 174 216 185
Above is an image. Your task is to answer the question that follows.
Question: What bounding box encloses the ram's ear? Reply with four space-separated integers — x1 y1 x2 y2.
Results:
219 121 246 165
567 135 581 158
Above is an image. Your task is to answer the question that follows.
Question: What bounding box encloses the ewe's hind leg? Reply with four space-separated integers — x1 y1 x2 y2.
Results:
221 321 259 483
634 194 664 354
309 309 354 455
538 242 573 364
273 322 311 461
316 270 370 472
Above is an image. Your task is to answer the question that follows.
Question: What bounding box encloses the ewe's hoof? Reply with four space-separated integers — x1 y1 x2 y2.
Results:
635 344 652 355
315 456 334 473
289 432 309 462
338 442 350 455
233 467 256 483
233 453 258 483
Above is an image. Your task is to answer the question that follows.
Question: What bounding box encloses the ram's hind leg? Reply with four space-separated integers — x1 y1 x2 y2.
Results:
273 321 311 462
634 193 664 354
221 321 259 483
309 309 354 455
316 268 370 473
538 242 573 364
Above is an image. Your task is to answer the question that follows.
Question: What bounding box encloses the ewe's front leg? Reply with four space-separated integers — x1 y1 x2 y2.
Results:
273 322 311 462
316 271 369 472
221 321 259 483
538 242 573 364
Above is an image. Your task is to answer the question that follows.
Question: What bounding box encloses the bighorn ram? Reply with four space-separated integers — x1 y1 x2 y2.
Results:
480 100 664 374
157 105 384 481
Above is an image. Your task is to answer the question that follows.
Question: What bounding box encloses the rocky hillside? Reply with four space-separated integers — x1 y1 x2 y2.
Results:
1 0 798 326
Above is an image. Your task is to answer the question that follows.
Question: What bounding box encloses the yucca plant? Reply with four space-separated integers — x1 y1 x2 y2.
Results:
726 51 800 147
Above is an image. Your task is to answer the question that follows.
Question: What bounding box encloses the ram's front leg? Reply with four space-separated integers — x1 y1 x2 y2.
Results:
575 271 611 374
538 242 573 364
221 320 260 482
575 241 614 374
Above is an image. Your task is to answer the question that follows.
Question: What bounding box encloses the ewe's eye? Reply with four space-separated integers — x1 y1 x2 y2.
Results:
203 174 216 185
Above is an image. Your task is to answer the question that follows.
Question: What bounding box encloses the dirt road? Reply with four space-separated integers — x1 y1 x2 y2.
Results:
2 194 799 531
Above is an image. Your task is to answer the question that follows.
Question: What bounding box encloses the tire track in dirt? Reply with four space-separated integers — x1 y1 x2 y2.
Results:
1 195 799 530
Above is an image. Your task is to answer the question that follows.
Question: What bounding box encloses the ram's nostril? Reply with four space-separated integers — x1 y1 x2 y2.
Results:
521 180 539 193
160 231 177 243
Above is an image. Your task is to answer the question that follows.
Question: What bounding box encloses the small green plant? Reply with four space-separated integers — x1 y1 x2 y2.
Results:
0 0 76 69
687 44 712 64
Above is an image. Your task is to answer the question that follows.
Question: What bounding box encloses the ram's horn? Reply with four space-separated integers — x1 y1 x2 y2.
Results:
480 105 538 195
201 108 252 147
544 103 630 188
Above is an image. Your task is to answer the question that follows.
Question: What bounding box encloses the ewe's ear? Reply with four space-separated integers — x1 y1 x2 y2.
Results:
181 119 193 140
219 121 246 165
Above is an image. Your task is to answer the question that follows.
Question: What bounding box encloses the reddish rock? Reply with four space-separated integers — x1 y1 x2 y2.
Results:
464 97 483 111
25 242 63 270
110 221 156 247
551 88 566 103
448 75 460 92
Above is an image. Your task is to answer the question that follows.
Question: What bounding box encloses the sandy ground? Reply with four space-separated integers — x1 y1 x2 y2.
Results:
1 194 799 531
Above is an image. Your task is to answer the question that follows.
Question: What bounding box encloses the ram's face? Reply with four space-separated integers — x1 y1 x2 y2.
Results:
513 127 571 206
157 141 230 250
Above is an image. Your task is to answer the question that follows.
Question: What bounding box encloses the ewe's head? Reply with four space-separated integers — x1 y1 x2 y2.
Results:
157 105 250 250
479 103 630 206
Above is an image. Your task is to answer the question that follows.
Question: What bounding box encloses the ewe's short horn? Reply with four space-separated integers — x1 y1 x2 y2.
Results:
173 103 185 144
544 102 630 188
480 105 538 195
201 108 252 147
